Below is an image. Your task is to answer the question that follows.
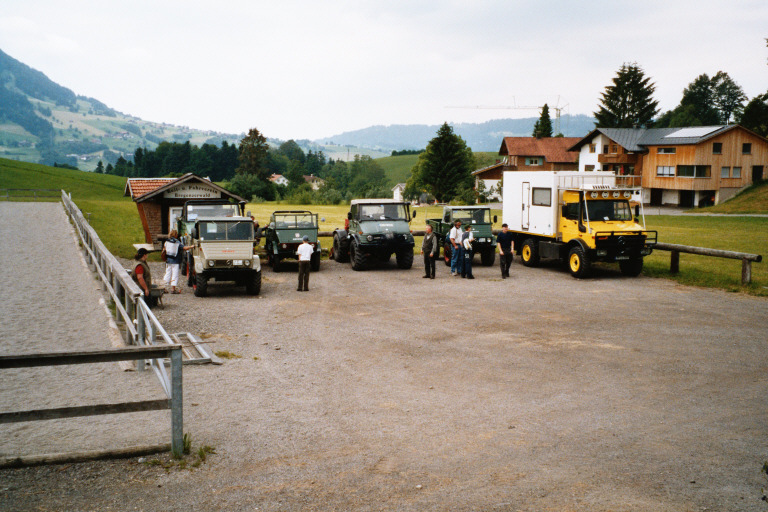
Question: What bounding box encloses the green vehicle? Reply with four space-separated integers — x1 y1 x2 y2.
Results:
331 199 415 271
264 210 322 272
426 205 498 266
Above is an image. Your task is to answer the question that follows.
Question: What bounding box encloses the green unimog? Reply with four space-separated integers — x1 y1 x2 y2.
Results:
426 205 498 266
263 210 322 272
331 199 415 271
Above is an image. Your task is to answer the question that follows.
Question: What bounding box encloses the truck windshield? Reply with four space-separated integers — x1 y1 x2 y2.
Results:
584 200 632 222
273 214 318 229
359 204 408 220
187 203 239 220
452 209 491 224
199 221 253 241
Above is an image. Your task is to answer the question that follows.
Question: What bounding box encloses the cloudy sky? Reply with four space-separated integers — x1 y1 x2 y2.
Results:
1 0 766 141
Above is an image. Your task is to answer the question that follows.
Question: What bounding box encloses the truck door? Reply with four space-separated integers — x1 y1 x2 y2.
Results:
521 182 530 230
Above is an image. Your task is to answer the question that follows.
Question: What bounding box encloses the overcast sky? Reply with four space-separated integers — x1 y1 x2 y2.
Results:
1 0 766 141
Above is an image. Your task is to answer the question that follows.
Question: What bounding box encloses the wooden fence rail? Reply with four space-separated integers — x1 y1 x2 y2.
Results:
0 188 61 200
0 345 184 457
653 242 762 285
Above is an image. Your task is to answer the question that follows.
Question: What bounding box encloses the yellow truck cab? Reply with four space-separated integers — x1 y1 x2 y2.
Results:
502 171 657 278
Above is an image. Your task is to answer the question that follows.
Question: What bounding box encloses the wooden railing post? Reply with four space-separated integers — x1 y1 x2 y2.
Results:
170 347 184 458
670 250 680 274
742 259 752 285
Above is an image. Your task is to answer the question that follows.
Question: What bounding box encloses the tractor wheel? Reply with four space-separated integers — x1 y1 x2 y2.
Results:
396 249 414 269
310 251 321 271
619 257 643 277
481 247 496 266
568 245 591 278
350 240 367 271
194 272 208 297
521 239 540 267
246 269 262 295
443 242 452 266
334 234 350 263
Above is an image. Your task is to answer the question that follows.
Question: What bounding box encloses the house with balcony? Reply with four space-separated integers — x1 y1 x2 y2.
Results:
568 125 768 207
472 137 580 200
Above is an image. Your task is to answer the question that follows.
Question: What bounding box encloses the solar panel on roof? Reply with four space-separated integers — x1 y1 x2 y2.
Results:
664 126 722 138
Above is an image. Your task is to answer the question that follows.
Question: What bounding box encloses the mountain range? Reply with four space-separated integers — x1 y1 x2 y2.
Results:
0 49 596 172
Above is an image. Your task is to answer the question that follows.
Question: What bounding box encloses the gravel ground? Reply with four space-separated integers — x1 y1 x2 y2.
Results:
2 212 768 511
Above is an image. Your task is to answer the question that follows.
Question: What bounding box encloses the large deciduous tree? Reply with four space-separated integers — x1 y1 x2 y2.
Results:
594 63 659 128
656 71 747 127
532 104 553 138
712 71 747 124
739 92 768 137
405 123 474 203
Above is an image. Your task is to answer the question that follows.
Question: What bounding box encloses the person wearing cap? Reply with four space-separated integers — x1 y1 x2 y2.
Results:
296 235 314 292
130 248 156 306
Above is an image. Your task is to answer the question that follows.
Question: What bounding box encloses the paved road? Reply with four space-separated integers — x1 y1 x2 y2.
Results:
0 202 166 457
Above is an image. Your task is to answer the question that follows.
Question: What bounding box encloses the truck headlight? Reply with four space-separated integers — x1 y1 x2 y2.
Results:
597 249 608 256
243 260 250 267
367 235 373 241
207 260 214 267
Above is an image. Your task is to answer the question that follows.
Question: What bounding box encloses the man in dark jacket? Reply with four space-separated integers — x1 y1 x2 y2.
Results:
421 224 438 279
497 223 515 279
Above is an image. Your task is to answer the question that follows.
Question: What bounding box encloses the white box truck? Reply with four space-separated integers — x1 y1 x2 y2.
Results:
502 171 656 278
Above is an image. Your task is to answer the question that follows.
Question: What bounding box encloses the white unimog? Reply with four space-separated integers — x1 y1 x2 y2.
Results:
502 171 657 278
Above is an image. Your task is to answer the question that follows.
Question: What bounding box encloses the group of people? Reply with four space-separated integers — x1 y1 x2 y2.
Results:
130 229 191 306
421 220 516 280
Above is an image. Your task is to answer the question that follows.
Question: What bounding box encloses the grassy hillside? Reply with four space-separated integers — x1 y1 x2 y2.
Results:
696 180 768 214
375 151 499 187
0 158 143 257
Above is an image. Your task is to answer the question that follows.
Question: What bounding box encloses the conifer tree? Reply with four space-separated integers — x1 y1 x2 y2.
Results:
532 104 553 138
594 63 659 128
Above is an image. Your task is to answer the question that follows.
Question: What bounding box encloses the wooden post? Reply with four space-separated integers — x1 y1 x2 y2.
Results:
670 250 680 274
742 259 752 285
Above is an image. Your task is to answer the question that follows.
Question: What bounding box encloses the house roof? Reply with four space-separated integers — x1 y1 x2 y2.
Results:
567 125 750 153
472 162 505 176
499 137 581 163
124 177 177 199
392 183 406 191
124 173 245 203
303 175 324 183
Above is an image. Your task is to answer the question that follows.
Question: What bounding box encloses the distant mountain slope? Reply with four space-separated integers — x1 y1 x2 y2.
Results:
317 115 596 152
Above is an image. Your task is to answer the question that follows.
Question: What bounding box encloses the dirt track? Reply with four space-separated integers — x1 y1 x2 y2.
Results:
2 217 768 510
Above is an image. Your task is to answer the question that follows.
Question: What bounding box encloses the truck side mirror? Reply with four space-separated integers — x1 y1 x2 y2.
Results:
412 210 417 218
493 215 498 223
634 205 640 219
347 212 352 220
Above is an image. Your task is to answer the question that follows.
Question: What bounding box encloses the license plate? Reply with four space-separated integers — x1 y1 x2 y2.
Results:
616 256 629 260
233 260 243 265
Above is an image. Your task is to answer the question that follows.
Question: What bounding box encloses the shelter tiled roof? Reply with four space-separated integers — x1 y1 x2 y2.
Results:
124 178 176 199
499 137 581 163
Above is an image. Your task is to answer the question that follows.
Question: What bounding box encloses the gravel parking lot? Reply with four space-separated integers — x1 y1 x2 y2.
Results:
2 228 768 511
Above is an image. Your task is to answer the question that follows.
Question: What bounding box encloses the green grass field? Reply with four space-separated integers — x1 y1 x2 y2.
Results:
1 157 766 295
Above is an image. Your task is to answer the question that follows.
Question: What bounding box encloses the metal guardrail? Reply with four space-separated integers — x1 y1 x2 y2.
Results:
654 242 762 285
0 345 184 458
0 188 61 200
58 190 184 454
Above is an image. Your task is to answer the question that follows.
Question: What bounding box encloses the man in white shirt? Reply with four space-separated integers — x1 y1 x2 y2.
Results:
448 220 462 276
296 236 314 291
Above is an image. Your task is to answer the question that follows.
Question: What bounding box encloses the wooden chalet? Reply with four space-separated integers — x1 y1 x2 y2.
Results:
124 173 245 244
568 125 768 207
472 137 580 200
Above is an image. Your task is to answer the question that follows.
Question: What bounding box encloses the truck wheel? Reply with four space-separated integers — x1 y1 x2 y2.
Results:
246 269 262 295
619 258 643 277
521 239 540 267
194 273 208 297
310 251 321 271
333 234 350 263
350 240 367 271
568 245 591 278
396 249 414 269
481 248 496 266
443 242 452 266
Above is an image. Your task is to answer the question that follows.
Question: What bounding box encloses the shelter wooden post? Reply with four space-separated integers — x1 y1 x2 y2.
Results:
670 250 680 274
